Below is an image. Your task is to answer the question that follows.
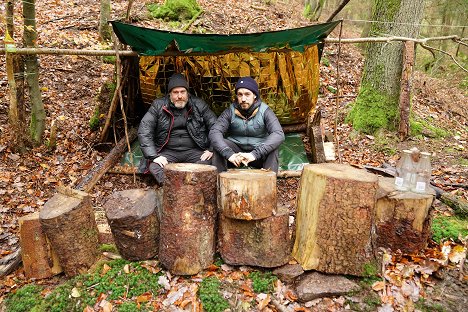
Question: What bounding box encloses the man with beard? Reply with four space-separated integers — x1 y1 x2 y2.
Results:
138 73 217 185
209 77 285 173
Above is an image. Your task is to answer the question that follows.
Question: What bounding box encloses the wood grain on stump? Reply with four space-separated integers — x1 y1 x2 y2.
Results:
19 212 62 279
39 190 99 277
376 177 434 253
219 169 277 220
218 205 291 267
104 189 160 261
292 163 379 276
159 163 218 275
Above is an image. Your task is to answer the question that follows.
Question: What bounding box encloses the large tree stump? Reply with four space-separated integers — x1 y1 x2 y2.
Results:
375 177 434 253
39 188 100 277
104 189 160 260
19 212 62 279
292 163 379 276
218 205 291 267
219 169 277 220
159 163 218 275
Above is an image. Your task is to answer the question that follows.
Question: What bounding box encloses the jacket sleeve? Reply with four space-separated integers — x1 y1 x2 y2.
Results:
138 103 160 160
251 107 285 160
209 108 235 159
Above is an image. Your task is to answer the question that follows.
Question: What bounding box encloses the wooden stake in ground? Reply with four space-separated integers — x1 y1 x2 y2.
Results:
218 205 291 267
39 188 100 277
104 189 160 260
375 177 434 253
219 169 277 220
159 163 218 275
19 212 62 279
292 163 379 276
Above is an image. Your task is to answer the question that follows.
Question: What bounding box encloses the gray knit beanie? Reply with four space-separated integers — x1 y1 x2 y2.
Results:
167 73 189 92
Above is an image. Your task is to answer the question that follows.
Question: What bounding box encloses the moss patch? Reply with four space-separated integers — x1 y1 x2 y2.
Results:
198 277 230 312
148 0 202 22
432 216 468 243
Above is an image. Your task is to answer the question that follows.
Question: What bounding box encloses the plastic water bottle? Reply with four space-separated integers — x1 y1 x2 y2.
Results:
412 152 432 194
395 150 413 191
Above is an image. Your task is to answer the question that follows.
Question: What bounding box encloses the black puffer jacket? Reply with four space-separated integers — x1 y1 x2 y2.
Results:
138 94 217 160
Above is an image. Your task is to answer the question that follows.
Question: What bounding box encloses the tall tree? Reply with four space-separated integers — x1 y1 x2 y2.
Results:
304 0 325 21
348 0 425 133
99 0 112 41
23 0 46 145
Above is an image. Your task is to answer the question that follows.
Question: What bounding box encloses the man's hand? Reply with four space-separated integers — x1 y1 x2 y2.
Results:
153 156 168 168
228 153 243 167
239 153 255 166
200 150 213 161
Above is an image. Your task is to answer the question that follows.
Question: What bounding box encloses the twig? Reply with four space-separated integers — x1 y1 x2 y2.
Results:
333 20 343 163
419 43 468 73
251 4 268 11
326 0 352 22
182 10 203 32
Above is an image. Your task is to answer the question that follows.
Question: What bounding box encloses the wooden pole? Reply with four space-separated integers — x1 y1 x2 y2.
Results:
398 41 415 141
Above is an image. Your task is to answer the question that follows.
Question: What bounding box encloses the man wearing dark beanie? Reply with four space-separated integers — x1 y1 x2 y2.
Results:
209 76 285 173
138 73 217 185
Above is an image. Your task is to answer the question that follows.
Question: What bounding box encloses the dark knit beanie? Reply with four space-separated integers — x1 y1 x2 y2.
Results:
235 77 259 98
167 73 189 92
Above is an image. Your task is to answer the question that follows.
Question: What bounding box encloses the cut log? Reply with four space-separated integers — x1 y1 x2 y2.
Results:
39 189 100 277
375 177 434 253
218 205 291 267
440 192 468 218
219 169 277 220
19 212 62 279
307 109 326 163
292 163 379 276
159 163 218 275
104 189 160 261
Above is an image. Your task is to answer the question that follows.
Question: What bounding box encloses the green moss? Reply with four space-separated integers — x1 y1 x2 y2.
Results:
373 130 398 155
148 0 202 22
415 298 447 312
249 271 278 293
410 117 450 138
5 284 44 312
102 55 116 64
459 157 468 166
89 107 100 131
347 85 398 134
99 243 118 253
432 216 468 243
198 277 230 312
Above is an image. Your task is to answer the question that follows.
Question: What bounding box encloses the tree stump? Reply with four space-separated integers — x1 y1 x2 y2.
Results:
219 169 277 220
39 189 100 277
19 212 62 279
375 177 434 253
218 205 291 267
104 189 160 261
292 163 379 276
159 163 218 275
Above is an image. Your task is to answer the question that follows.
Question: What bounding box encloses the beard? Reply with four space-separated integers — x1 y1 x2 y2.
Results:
173 100 187 109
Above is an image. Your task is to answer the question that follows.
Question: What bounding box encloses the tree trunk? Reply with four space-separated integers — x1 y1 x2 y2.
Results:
39 189 100 277
104 189 160 261
19 212 62 279
159 163 218 275
219 169 277 220
304 0 325 21
292 163 379 276
375 177 434 253
398 41 414 140
23 0 46 145
218 206 291 268
99 0 112 41
349 0 425 133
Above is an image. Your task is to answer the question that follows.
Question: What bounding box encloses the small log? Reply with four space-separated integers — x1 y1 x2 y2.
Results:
0 248 22 277
104 189 160 261
219 169 277 220
159 163 218 275
19 212 62 279
292 163 379 276
39 189 100 277
308 110 326 163
440 192 468 218
218 205 291 267
375 177 434 253
75 128 137 192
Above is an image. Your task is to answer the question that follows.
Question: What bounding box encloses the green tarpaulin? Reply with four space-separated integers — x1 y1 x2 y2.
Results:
111 20 339 55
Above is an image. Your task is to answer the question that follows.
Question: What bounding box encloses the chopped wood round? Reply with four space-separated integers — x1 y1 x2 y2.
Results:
218 206 291 267
219 169 277 220
159 163 218 275
292 163 379 276
104 189 160 261
39 192 100 277
19 212 62 279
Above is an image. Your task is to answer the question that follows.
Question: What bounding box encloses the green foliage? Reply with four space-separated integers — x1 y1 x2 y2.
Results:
89 107 100 131
148 0 201 22
321 56 330 67
347 85 398 134
5 284 43 312
362 292 381 309
432 216 468 243
249 271 278 293
102 55 116 64
198 277 230 312
99 243 118 253
118 301 150 312
415 297 447 312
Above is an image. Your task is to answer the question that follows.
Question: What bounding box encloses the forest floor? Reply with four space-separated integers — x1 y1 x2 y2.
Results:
0 0 467 311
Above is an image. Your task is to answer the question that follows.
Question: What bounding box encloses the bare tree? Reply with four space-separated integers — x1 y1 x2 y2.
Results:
99 0 112 41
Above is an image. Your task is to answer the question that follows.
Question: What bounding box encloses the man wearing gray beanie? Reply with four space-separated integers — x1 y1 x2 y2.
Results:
209 76 285 173
138 73 217 185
